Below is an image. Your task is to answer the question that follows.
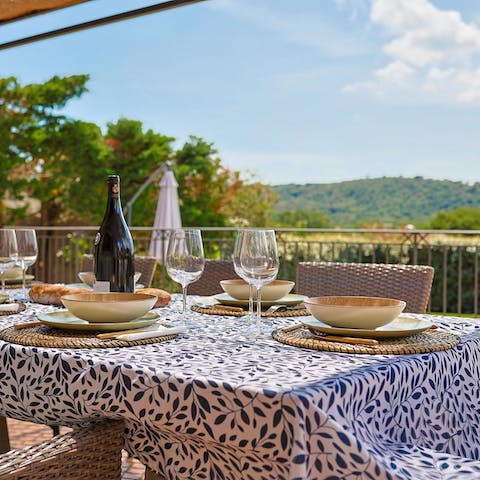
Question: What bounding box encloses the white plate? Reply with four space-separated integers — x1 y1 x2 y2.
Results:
66 283 145 290
303 315 433 339
37 310 159 332
213 293 308 308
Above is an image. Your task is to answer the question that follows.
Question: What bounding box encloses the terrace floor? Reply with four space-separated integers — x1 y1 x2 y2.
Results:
6 418 145 479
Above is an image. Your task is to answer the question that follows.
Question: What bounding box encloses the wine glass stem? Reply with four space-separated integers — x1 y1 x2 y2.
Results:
182 285 188 326
255 286 262 333
0 274 5 295
248 284 254 317
20 262 26 300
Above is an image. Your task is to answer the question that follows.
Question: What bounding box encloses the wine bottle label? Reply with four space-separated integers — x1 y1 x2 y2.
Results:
93 280 110 293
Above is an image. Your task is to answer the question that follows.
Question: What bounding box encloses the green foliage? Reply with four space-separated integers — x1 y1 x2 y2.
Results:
429 208 480 230
270 210 333 228
0 74 90 224
1 76 275 229
273 177 480 228
174 136 275 227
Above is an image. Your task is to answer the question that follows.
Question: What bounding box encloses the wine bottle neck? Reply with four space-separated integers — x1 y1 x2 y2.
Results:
105 180 125 218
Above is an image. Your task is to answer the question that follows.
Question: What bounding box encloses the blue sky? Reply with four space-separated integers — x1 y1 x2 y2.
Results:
2 0 480 185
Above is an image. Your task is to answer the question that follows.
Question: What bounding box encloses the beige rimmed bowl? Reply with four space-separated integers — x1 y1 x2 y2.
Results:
304 296 406 329
61 293 157 323
78 271 141 287
220 279 295 301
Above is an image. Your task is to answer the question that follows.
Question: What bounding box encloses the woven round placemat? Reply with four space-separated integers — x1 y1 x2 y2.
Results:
272 324 460 355
0 302 26 316
0 325 177 349
191 304 309 317
3 282 33 289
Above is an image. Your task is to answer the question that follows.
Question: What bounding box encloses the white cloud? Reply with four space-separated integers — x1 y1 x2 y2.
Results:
344 0 480 104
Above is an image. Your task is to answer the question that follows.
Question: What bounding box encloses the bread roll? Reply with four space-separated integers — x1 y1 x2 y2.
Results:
29 284 171 308
29 284 91 305
135 288 171 308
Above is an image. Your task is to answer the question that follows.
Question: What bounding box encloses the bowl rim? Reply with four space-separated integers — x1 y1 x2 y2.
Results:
304 295 406 308
220 279 295 287
61 293 156 303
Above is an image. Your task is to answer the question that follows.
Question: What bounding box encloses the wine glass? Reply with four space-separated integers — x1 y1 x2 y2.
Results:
166 229 205 328
239 229 279 336
15 229 38 301
0 229 18 296
232 230 254 323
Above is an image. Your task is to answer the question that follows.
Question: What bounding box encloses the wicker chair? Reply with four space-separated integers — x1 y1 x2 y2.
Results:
188 260 241 296
0 420 124 479
296 262 434 313
81 254 158 288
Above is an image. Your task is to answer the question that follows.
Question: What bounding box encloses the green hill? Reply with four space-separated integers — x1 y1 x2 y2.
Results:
272 177 480 228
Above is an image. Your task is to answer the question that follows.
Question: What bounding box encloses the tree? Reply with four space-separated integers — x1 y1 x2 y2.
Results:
173 136 275 227
429 208 480 230
104 119 174 226
0 74 89 225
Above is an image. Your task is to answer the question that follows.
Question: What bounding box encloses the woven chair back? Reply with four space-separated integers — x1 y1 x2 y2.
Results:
188 260 241 296
81 254 157 288
296 262 434 313
0 420 124 479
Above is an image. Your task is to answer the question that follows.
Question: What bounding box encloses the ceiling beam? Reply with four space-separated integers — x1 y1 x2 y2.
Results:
0 0 207 51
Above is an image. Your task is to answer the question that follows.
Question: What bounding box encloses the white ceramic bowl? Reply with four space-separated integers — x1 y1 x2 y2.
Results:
78 271 141 287
61 293 157 323
3 266 23 280
304 296 406 329
220 279 295 301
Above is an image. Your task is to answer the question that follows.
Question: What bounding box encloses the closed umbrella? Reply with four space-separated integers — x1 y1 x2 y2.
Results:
148 166 182 261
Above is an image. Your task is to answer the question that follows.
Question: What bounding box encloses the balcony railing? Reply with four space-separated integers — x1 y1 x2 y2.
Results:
26 226 480 315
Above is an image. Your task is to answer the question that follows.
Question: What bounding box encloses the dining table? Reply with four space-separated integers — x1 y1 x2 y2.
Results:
1 290 480 480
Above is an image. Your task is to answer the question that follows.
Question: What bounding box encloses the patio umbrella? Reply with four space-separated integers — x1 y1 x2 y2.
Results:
148 166 182 261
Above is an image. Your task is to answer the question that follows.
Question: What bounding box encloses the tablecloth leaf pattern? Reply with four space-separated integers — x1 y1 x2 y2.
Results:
1 300 480 479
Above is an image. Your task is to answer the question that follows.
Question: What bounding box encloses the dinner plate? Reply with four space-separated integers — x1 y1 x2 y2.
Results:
66 283 145 290
303 315 433 339
37 310 159 332
213 293 308 308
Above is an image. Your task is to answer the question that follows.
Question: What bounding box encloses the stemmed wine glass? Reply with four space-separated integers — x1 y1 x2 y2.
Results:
15 229 38 301
239 229 279 336
166 229 205 328
0 229 18 296
233 230 254 323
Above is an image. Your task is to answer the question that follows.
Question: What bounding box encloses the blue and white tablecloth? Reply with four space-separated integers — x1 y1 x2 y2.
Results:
1 294 480 479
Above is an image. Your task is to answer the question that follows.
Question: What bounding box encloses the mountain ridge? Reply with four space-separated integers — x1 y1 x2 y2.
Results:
272 176 480 227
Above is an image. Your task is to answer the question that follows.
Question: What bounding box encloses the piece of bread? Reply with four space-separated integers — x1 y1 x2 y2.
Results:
135 288 171 308
29 284 172 308
29 284 91 305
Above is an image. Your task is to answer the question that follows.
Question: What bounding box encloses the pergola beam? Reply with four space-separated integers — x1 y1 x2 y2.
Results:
0 0 207 51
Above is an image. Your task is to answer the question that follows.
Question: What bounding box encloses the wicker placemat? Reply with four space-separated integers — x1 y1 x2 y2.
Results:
0 302 26 316
3 282 33 289
272 324 460 355
0 325 177 349
191 304 309 317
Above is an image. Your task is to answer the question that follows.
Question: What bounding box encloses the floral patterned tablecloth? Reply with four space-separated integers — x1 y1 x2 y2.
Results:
1 294 480 480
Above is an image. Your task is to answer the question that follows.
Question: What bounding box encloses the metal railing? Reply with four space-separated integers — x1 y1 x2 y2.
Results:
26 226 480 315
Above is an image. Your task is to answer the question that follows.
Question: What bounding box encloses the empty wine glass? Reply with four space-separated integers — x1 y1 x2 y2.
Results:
239 229 279 336
15 229 38 301
233 230 254 322
0 229 18 296
166 229 205 328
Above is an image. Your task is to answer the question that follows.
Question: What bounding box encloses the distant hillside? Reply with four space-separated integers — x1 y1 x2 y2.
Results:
272 177 480 227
